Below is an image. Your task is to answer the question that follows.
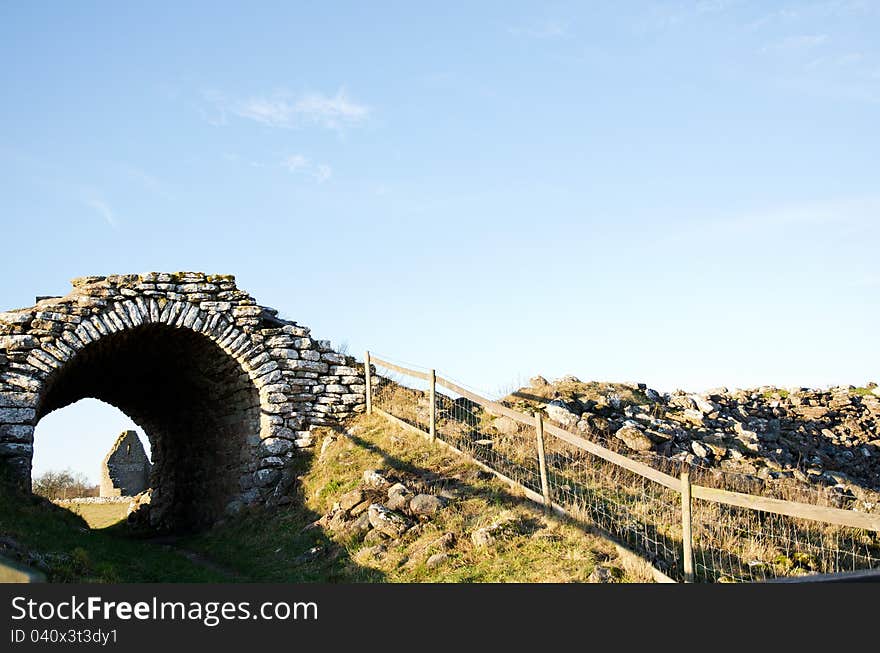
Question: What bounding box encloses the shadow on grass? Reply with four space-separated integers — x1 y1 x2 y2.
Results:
0 490 228 582
0 456 387 583
171 453 386 583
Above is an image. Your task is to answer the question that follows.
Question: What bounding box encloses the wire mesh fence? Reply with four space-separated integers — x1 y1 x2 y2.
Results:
371 367 432 434
690 497 880 582
541 433 685 580
366 353 880 583
435 388 543 495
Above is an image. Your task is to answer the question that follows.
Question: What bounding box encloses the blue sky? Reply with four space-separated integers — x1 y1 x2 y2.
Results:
1 2 878 481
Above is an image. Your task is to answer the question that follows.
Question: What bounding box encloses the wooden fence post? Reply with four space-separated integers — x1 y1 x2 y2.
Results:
681 470 694 583
364 350 372 415
429 369 436 442
534 412 551 509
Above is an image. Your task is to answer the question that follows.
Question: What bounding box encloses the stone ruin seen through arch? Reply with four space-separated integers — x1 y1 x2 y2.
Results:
0 272 366 532
100 429 151 498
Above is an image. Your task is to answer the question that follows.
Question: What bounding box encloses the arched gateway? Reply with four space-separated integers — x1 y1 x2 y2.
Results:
0 272 365 531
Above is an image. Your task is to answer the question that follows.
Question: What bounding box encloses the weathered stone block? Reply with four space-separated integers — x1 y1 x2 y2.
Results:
0 392 38 408
0 424 33 443
261 402 293 414
253 468 281 487
0 372 41 391
270 348 299 360
288 360 329 373
0 312 33 325
260 438 293 456
200 301 232 312
0 442 32 457
233 306 263 318
0 335 39 350
179 283 217 294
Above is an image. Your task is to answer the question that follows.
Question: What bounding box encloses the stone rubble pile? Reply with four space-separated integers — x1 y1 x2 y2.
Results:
513 377 880 503
311 466 454 562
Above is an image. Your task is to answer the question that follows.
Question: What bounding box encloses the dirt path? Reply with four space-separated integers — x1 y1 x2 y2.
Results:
143 535 246 581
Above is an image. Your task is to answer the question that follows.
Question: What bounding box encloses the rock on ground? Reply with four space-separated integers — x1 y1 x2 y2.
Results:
615 423 655 452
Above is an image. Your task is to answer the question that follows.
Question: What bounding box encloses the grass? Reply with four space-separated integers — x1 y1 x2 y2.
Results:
370 376 880 582
55 501 130 529
762 389 790 400
2 411 638 583
0 492 227 582
182 413 637 582
502 378 651 414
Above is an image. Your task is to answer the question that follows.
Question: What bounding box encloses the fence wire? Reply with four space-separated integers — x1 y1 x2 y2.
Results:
367 359 880 583
435 388 543 495
691 497 880 582
371 368 432 434
542 434 684 580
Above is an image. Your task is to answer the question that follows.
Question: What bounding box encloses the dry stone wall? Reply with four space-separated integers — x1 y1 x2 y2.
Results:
0 272 366 530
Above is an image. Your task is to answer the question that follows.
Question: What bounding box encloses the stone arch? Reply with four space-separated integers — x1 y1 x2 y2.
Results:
0 273 367 531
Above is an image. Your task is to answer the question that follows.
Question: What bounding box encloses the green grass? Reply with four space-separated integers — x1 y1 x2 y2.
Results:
762 389 790 399
183 414 637 583
56 501 130 529
0 492 227 582
503 379 651 414
1 413 643 583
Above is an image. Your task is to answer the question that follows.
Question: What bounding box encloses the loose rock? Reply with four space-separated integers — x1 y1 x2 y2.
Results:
409 494 445 516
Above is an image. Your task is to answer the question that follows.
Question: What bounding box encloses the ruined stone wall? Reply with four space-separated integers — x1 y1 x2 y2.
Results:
0 272 366 530
100 430 151 497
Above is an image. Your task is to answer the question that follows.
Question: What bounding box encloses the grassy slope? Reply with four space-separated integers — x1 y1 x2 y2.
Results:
0 493 225 582
1 413 642 583
182 413 637 583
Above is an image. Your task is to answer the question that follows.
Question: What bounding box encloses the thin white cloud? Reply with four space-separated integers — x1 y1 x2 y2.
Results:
761 34 829 53
314 164 332 183
231 88 369 130
283 154 308 171
84 198 118 228
805 51 865 71
637 0 739 32
293 90 369 128
282 155 332 183
746 8 801 31
696 0 739 14
236 97 294 128
507 20 569 39
748 1 876 31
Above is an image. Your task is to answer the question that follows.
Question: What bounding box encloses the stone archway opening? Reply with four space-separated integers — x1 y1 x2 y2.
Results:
36 323 261 532
1 272 367 533
32 397 149 492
